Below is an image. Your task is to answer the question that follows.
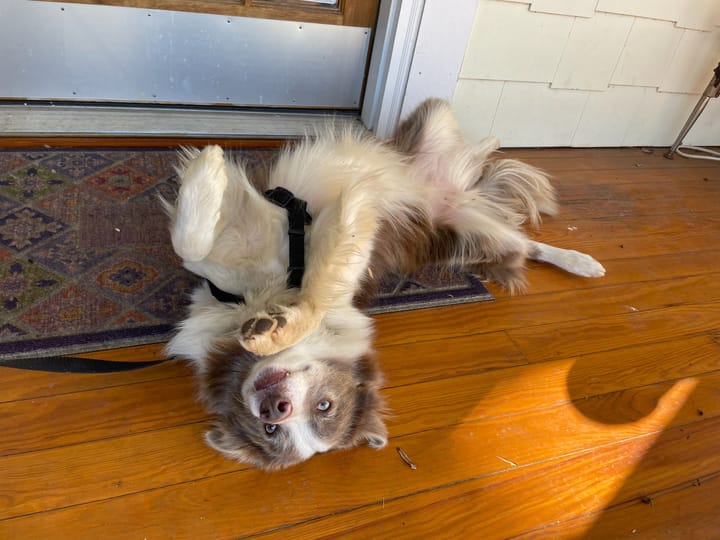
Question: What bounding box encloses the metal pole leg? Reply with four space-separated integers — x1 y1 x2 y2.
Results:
665 62 720 159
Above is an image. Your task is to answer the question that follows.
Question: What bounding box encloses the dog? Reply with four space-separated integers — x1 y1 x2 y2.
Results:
162 98 605 470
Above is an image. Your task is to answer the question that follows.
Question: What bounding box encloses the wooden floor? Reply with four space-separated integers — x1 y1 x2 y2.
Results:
1 146 719 539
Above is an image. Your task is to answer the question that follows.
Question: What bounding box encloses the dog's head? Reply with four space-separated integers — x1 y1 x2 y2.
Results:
198 338 387 470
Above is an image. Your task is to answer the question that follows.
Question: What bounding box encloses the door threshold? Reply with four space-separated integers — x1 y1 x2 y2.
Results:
0 104 362 139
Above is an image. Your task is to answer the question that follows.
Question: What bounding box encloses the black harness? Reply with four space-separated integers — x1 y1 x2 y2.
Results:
207 187 312 304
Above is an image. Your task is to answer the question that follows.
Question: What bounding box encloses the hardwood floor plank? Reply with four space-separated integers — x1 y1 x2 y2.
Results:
507 304 720 363
551 178 719 220
504 148 719 171
377 331 526 387
551 166 720 185
465 273 719 337
554 226 720 261
71 343 168 361
0 360 186 403
0 423 243 520
536 214 720 253
0 375 203 456
518 249 720 295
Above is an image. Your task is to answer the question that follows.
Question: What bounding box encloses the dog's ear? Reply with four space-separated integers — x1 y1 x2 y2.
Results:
205 426 251 459
354 406 389 449
352 354 389 449
204 426 270 467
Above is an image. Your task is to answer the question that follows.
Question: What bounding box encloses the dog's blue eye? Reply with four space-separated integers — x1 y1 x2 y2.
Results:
264 424 277 434
317 400 331 412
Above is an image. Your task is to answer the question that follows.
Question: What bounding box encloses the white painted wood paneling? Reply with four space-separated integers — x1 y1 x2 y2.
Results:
610 18 683 87
530 0 598 18
450 0 720 146
552 12 633 91
684 98 720 146
491 82 588 146
596 0 679 26
460 0 573 83
597 0 720 31
660 28 720 94
622 89 699 146
675 0 720 32
401 0 478 117
573 85 647 146
452 79 505 140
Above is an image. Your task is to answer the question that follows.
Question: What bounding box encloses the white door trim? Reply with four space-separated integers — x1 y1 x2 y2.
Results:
360 0 426 138
362 0 479 136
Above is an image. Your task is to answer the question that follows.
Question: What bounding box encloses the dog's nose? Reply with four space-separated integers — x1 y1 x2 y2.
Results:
259 395 293 423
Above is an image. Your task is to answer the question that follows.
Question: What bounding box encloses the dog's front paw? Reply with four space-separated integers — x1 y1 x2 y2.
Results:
241 306 287 340
239 305 300 356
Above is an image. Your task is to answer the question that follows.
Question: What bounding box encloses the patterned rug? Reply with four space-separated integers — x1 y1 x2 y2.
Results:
0 148 492 362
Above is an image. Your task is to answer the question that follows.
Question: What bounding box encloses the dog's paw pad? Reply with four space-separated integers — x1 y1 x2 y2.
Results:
239 306 294 355
240 318 273 338
241 315 282 340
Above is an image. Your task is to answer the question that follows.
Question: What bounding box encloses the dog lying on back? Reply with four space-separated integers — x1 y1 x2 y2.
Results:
163 98 605 470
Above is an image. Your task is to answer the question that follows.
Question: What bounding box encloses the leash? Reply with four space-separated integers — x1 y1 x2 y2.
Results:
1 356 168 373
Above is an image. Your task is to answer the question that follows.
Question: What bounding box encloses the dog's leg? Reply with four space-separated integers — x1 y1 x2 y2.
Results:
240 194 379 356
528 241 606 277
169 145 228 262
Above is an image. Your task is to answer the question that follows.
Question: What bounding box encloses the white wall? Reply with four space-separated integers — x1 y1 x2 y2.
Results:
450 0 720 147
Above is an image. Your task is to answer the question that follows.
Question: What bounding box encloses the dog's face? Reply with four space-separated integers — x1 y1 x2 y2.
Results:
199 340 387 470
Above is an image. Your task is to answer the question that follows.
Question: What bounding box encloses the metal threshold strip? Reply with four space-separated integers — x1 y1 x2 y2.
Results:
0 104 362 139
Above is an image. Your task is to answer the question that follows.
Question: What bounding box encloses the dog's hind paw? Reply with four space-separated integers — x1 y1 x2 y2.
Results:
568 251 606 278
530 242 606 278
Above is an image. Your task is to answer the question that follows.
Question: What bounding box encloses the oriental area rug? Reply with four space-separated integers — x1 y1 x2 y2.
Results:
0 148 492 362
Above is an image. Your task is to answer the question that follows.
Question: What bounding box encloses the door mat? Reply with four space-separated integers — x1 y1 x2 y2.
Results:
0 148 492 362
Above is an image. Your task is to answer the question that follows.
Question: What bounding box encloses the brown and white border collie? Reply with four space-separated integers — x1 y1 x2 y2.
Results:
162 98 605 470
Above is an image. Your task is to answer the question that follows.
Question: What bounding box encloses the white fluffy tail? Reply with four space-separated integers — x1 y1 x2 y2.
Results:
476 159 558 226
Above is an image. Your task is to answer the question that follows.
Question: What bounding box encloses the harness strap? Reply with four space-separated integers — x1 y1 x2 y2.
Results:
207 279 245 304
207 186 312 303
264 186 313 289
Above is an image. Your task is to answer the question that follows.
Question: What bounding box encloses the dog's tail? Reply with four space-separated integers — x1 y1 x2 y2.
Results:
393 98 556 227
474 159 558 227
